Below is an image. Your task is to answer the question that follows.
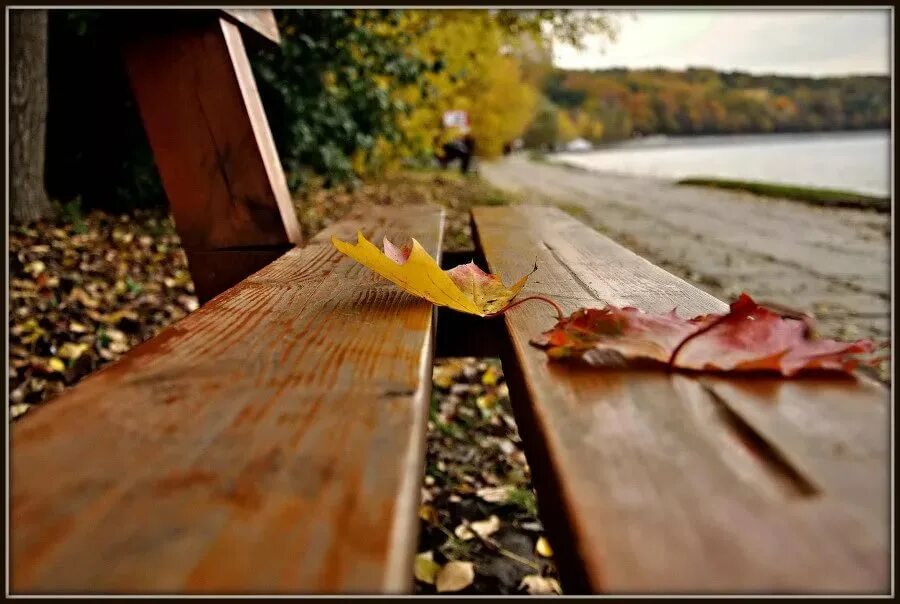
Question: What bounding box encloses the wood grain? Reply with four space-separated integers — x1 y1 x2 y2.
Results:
123 16 301 303
472 205 889 594
11 205 443 594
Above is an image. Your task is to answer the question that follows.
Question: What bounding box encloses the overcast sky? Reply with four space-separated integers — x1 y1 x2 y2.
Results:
553 9 891 76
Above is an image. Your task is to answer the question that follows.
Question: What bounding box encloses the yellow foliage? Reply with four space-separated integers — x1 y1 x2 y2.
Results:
556 111 578 143
380 11 541 163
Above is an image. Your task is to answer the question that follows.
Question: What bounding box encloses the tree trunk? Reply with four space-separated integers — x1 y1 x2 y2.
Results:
10 9 52 224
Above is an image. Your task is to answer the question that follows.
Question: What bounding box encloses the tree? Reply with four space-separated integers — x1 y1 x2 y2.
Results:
522 98 559 149
10 9 53 223
252 9 428 188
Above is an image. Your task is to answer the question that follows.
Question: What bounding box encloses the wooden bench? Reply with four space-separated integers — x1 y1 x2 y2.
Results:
10 11 889 595
11 204 889 594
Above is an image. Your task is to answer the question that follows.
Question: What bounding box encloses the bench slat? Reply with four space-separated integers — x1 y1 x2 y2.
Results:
472 205 888 593
12 205 443 594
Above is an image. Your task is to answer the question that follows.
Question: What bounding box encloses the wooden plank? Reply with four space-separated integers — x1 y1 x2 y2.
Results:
221 9 281 44
471 205 889 594
123 16 301 303
11 204 443 594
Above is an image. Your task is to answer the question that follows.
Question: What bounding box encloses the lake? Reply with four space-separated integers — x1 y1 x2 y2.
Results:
552 130 890 197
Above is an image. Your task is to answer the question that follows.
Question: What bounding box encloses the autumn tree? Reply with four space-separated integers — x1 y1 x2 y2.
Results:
529 66 889 144
10 9 53 223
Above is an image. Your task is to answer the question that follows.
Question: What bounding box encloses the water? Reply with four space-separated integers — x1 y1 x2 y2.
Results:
553 130 890 197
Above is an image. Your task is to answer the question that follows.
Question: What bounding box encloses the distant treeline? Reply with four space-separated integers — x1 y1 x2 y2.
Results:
524 67 890 148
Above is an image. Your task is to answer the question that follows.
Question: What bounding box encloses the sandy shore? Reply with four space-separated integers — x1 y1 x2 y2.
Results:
481 156 890 364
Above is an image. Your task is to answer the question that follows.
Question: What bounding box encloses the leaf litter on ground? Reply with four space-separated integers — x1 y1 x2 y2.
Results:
418 357 560 595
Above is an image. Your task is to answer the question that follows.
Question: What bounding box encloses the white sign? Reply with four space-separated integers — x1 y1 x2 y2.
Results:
442 110 469 130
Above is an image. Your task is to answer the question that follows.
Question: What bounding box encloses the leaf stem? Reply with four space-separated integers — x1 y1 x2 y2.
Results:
667 314 730 370
486 296 564 321
667 301 820 370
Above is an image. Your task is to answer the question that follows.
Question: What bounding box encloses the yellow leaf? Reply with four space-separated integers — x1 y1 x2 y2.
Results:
476 393 497 411
70 287 100 309
418 504 439 525
436 561 475 593
332 232 533 316
481 365 501 386
48 357 66 373
433 362 464 389
414 551 441 585
454 515 500 541
69 321 89 333
536 536 553 557
520 574 562 595
58 342 89 360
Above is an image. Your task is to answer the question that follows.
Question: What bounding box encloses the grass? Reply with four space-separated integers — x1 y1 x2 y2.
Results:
676 178 889 213
506 487 538 517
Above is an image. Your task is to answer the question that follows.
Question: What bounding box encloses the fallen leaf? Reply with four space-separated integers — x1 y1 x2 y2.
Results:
436 561 475 593
414 551 442 585
178 295 199 312
332 232 534 316
47 357 67 373
57 342 89 360
532 293 877 377
481 365 502 386
419 504 439 525
93 309 140 326
536 536 553 557
433 360 465 389
454 515 500 540
475 393 497 411
476 485 512 503
10 404 30 420
70 287 100 308
520 574 562 595
24 260 46 276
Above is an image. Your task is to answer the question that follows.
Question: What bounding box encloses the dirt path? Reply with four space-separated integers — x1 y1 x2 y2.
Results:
481 156 890 358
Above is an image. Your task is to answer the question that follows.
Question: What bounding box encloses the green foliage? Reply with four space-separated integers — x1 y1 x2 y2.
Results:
521 98 560 150
538 68 890 143
677 178 889 213
492 9 617 48
506 487 538 516
251 9 430 188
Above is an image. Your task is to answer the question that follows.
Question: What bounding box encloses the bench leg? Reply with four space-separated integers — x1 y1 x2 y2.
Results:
123 16 301 303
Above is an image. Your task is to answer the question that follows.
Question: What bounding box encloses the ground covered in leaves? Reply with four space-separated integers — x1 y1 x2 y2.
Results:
9 209 198 417
416 358 560 595
8 171 553 594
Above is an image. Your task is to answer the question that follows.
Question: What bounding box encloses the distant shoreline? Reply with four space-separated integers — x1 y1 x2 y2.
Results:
558 128 890 154
546 130 888 198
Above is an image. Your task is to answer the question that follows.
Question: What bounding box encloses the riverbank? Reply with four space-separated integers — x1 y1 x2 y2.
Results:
480 155 890 382
676 178 889 213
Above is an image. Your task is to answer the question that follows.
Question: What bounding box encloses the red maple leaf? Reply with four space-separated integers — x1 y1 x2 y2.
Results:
531 293 879 376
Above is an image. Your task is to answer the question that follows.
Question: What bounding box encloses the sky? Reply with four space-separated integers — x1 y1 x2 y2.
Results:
552 9 891 77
